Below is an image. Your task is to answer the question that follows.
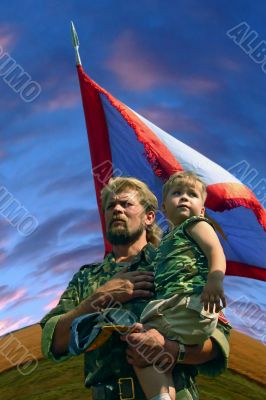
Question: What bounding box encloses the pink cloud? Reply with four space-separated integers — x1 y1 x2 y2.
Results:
0 242 7 251
64 218 101 237
43 291 62 312
37 285 63 297
0 26 17 51
0 250 7 264
0 149 6 159
0 97 20 107
34 91 80 113
0 225 13 264
219 57 241 72
0 316 33 337
106 31 221 95
139 106 201 133
178 77 220 95
0 288 27 311
106 30 171 90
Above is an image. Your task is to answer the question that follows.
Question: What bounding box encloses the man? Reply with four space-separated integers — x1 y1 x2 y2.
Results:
41 177 231 400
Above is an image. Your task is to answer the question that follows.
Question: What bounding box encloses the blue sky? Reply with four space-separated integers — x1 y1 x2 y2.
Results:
0 0 265 338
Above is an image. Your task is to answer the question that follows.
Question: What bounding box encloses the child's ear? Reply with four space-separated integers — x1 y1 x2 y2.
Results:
200 207 205 216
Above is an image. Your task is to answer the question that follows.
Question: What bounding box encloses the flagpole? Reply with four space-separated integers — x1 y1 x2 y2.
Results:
70 21 82 66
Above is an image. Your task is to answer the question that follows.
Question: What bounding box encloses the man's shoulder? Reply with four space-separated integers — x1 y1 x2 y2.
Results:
68 261 104 285
79 262 102 272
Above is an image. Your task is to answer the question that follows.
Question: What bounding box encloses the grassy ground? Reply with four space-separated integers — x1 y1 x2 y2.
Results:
0 355 265 400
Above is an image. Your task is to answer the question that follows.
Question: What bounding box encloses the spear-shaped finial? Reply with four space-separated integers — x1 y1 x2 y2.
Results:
71 21 82 65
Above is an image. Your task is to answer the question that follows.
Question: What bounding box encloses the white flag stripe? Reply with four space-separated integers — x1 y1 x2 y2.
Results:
134 110 241 185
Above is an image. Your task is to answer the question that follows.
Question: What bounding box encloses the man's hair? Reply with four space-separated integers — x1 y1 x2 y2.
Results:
101 177 162 246
162 171 207 203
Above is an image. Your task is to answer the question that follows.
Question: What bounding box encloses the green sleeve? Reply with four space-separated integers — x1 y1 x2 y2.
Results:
40 273 80 362
197 320 231 377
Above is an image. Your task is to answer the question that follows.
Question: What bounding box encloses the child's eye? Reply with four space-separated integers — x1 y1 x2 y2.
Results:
173 190 181 195
189 192 198 197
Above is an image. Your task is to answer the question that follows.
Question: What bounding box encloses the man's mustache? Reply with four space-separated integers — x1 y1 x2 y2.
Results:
110 217 127 225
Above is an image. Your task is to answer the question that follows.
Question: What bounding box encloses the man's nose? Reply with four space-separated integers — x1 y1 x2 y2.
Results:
113 203 124 212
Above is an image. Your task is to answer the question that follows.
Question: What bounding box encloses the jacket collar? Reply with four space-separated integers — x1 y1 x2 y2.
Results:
95 242 156 273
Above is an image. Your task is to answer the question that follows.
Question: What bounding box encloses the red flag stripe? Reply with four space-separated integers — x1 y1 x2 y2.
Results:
206 183 266 230
77 66 112 253
226 261 266 281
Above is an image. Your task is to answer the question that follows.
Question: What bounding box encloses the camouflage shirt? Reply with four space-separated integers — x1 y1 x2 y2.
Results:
40 242 231 395
155 216 212 299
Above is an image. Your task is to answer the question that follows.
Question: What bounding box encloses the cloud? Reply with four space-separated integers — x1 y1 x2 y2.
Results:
6 285 67 312
178 76 220 95
0 221 12 266
0 25 17 51
43 291 62 312
0 209 90 269
0 149 6 159
106 30 172 91
0 250 6 264
27 55 81 114
40 172 93 195
218 57 241 72
106 30 221 96
0 285 27 311
139 105 202 133
63 210 101 237
35 91 80 112
37 284 64 296
32 241 103 280
0 316 33 337
0 50 79 138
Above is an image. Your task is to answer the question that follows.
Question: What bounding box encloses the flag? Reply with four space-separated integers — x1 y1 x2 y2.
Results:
77 65 266 342
77 65 265 280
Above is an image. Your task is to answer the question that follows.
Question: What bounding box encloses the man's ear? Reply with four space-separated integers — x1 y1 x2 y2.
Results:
145 210 155 227
161 203 166 213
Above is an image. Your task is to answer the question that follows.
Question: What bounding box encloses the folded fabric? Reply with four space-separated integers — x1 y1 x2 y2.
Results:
69 307 138 355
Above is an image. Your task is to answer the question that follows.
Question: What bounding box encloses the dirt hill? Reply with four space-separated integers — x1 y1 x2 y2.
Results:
0 324 265 399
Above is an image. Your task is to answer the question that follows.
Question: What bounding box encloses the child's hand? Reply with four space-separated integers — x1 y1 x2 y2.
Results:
201 277 226 313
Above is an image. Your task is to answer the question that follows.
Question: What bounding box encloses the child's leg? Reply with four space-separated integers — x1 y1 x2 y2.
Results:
134 365 176 400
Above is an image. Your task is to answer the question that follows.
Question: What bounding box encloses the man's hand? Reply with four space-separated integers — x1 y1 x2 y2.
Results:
201 272 226 313
121 323 220 368
121 323 175 370
93 269 154 308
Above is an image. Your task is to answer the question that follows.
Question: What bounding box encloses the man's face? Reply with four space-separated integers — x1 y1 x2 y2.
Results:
104 189 151 245
163 181 205 226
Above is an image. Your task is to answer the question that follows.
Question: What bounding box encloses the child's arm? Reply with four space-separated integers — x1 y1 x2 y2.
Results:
186 221 226 313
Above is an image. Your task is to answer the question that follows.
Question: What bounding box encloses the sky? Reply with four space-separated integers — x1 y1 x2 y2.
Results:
0 0 265 340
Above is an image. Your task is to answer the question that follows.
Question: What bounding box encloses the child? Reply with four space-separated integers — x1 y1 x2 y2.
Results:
134 171 226 400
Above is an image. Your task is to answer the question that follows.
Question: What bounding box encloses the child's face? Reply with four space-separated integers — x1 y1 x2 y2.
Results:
163 181 205 226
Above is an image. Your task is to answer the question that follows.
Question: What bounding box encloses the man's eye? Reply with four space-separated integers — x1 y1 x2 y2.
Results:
124 201 133 207
106 203 114 209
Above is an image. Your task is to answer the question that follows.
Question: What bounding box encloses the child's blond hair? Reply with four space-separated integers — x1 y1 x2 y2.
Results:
162 171 207 203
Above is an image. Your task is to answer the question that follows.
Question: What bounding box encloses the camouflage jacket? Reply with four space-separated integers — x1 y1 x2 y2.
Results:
155 216 212 299
40 243 231 396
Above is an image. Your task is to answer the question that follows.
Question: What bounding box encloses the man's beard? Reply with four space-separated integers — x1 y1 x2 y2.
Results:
107 222 145 245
